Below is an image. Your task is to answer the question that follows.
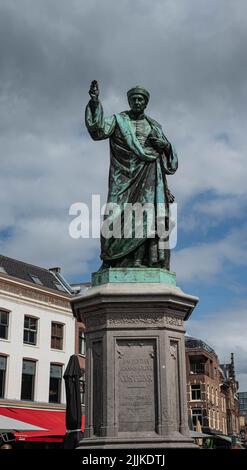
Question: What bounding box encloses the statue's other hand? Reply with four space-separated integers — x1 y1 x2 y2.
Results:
149 136 170 154
89 80 99 101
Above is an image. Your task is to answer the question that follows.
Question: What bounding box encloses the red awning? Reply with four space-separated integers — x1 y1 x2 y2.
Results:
0 407 85 442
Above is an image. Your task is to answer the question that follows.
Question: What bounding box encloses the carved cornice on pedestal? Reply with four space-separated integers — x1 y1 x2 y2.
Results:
84 311 184 332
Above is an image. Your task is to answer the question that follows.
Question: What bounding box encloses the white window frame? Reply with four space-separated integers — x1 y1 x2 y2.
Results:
23 315 38 346
191 384 201 401
0 309 10 340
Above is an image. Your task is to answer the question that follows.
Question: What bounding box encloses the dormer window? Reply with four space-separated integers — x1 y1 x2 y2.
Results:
29 274 43 285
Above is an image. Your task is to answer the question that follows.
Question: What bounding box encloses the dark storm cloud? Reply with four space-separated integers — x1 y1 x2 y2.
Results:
1 0 246 119
1 0 247 388
0 0 247 271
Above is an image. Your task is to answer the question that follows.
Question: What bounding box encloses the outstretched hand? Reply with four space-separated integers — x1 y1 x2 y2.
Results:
89 80 99 101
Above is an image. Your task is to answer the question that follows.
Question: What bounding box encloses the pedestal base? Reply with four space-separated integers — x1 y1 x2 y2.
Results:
72 273 198 449
77 434 197 449
92 267 176 287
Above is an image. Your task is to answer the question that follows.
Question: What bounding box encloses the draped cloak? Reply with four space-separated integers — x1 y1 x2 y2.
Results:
85 101 178 262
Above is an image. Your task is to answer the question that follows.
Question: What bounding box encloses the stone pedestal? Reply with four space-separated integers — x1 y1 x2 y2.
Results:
71 269 198 449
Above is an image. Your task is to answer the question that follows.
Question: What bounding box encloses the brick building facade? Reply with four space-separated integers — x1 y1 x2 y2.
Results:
185 336 239 438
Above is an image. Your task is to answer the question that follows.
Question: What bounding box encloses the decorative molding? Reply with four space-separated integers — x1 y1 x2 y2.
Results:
170 344 177 359
86 316 106 329
162 407 169 422
108 312 163 325
164 316 183 327
83 312 184 329
116 348 124 359
0 279 71 310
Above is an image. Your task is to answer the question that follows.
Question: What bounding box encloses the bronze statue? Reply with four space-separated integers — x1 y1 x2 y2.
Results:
85 81 178 270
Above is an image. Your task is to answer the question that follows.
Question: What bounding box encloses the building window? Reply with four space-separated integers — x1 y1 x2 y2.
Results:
0 356 7 398
208 409 211 427
80 369 85 405
211 387 214 404
21 359 36 401
216 411 220 430
191 408 203 429
29 274 43 285
215 388 218 406
51 322 64 350
49 364 63 403
23 316 38 345
191 384 201 400
0 310 9 340
189 358 205 374
79 329 85 356
212 410 216 429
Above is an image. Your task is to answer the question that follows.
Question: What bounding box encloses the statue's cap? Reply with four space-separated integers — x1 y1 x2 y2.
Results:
127 86 150 103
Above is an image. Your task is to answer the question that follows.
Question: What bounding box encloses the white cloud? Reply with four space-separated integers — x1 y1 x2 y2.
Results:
173 225 247 283
0 0 246 398
0 215 99 278
194 197 246 219
0 0 246 281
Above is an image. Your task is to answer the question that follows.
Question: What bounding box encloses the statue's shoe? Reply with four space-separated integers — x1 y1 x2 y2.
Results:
132 261 147 268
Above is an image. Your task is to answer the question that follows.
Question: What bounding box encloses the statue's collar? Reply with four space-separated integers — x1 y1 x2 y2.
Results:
119 111 157 129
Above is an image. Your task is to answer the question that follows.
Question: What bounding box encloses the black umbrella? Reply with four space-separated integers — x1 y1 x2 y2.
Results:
63 355 83 449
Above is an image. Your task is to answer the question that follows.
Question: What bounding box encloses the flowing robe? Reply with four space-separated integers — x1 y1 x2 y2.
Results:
85 101 178 262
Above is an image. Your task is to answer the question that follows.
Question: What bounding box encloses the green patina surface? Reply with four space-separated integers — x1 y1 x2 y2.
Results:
92 267 176 287
86 81 178 271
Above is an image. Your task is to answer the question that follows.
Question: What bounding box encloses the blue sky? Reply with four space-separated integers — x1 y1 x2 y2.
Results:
0 0 247 389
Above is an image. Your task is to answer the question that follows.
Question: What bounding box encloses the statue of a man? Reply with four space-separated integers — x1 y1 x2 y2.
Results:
85 81 178 270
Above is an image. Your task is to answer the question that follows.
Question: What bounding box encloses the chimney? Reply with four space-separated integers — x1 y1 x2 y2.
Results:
230 353 235 380
49 267 61 273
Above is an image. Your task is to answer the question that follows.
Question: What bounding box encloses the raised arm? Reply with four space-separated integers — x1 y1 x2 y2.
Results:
85 80 116 141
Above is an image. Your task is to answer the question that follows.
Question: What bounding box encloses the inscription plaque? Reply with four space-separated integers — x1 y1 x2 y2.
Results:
117 339 157 432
